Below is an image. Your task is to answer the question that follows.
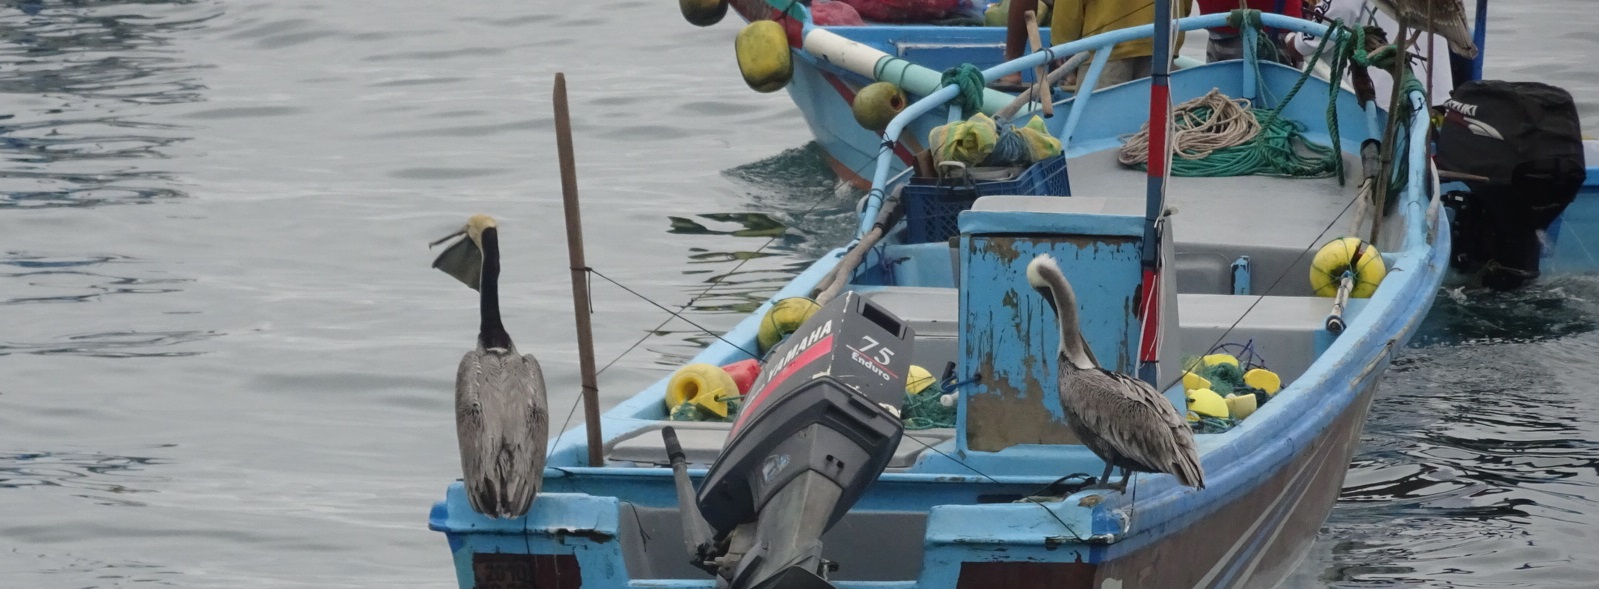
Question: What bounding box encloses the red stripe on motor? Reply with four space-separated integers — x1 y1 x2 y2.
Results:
731 334 835 432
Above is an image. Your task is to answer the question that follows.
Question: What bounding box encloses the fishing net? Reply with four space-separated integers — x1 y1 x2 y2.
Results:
902 380 957 430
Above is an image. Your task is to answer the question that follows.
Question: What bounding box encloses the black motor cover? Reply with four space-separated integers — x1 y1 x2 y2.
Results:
1436 80 1586 290
696 291 914 535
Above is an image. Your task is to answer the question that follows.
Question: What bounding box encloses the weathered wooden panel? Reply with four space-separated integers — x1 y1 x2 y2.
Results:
960 234 1142 452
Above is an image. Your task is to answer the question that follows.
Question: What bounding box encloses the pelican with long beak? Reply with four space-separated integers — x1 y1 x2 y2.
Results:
431 214 549 518
1027 254 1204 492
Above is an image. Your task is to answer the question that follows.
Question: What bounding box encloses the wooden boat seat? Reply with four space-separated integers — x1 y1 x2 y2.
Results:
1059 148 1365 297
606 421 955 470
855 286 959 370
1177 293 1364 382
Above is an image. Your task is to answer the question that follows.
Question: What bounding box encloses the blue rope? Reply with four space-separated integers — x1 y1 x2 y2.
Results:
986 119 1031 166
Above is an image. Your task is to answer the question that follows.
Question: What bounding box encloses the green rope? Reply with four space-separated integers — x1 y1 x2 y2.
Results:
941 63 987 115
1191 416 1239 435
1121 18 1428 183
902 381 956 430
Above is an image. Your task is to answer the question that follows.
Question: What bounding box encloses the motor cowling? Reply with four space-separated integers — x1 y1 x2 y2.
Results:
676 291 915 589
1437 80 1586 290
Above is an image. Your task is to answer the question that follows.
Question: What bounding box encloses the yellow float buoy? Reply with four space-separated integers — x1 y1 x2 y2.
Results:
1310 237 1387 298
666 363 739 418
851 82 907 133
1186 388 1229 421
1224 393 1258 420
1182 370 1211 391
906 364 936 394
1201 353 1239 368
735 21 792 93
1243 368 1282 395
757 297 821 353
679 0 728 27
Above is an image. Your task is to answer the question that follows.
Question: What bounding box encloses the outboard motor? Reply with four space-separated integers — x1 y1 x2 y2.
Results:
665 291 914 589
1437 80 1586 290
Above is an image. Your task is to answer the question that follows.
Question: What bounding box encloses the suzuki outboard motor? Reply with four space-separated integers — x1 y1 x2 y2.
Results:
665 291 914 589
1437 80 1586 290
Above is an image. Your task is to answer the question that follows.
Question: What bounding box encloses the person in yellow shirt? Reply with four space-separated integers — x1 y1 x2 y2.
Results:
1051 0 1190 87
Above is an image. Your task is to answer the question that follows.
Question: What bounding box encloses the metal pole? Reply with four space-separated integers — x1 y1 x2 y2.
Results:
553 72 605 467
1137 0 1174 385
1470 0 1488 81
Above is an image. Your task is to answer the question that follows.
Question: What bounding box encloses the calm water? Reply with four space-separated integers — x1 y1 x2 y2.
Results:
0 1 1593 587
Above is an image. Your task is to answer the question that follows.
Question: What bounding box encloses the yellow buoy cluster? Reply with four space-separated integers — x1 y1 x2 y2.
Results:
851 82 908 133
1182 353 1283 424
1310 237 1387 298
735 21 793 93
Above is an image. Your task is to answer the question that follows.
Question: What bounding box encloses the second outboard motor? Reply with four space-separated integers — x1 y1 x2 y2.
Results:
665 291 914 589
1437 80 1586 290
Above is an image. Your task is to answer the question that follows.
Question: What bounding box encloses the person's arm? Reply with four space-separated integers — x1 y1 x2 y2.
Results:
1005 0 1041 62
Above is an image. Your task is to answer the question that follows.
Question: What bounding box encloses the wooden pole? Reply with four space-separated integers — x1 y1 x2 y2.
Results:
1370 24 1410 245
553 73 605 467
1024 10 1053 118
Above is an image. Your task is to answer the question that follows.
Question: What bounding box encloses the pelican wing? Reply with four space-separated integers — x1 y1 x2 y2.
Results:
456 346 549 518
1063 367 1205 488
456 349 495 515
497 352 548 516
1376 0 1478 59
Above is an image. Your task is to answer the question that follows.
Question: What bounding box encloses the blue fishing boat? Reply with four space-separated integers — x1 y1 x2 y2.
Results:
428 10 1451 589
715 0 1593 282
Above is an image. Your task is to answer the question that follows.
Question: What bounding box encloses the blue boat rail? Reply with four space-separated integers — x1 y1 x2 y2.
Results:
857 12 1362 238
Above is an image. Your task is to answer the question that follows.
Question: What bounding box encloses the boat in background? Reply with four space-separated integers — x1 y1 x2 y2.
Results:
429 12 1450 588
713 0 1594 282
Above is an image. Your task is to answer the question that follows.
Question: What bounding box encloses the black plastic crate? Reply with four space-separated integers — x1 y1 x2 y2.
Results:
901 156 1071 244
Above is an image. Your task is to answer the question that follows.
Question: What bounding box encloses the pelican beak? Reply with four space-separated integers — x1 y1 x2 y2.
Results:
430 227 482 291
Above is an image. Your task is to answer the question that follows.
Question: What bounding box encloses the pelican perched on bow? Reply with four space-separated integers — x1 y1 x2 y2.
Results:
1373 0 1478 59
1026 254 1204 491
431 214 549 518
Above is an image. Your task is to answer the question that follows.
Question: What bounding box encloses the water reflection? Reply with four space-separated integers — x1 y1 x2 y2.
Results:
617 145 855 367
1416 277 1599 345
1316 279 1599 586
0 448 171 505
0 0 218 208
1 251 191 304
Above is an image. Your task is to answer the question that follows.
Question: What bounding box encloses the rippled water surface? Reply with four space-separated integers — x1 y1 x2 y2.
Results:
0 1 1594 587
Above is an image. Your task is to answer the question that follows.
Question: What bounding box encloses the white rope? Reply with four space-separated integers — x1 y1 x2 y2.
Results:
1117 89 1262 166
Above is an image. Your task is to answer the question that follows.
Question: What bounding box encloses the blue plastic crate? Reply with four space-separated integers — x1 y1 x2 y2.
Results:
902 156 1071 244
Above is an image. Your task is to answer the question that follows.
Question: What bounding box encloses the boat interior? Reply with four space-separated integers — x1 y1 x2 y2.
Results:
518 14 1437 582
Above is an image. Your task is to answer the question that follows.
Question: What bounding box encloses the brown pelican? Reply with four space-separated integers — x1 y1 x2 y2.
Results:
1026 255 1205 491
431 214 549 518
1372 0 1478 59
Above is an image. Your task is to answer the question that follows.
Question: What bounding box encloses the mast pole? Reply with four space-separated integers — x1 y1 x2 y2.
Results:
1137 0 1175 385
553 73 606 467
1470 0 1488 81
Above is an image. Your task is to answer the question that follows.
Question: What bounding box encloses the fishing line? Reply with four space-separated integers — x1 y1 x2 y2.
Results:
587 267 764 362
899 433 1085 538
1155 176 1365 393
549 173 851 456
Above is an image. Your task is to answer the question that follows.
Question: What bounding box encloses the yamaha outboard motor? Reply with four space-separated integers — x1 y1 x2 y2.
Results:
664 291 913 589
1437 80 1586 290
